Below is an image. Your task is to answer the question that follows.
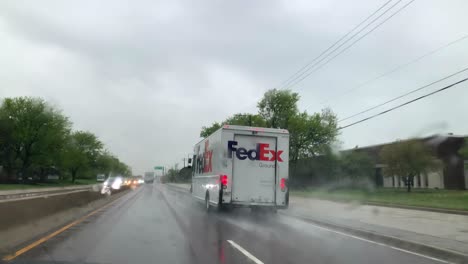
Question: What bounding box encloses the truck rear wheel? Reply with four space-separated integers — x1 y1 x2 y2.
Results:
205 192 210 212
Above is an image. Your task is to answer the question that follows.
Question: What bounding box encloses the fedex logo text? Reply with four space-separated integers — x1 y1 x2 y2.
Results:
195 140 213 174
228 140 283 162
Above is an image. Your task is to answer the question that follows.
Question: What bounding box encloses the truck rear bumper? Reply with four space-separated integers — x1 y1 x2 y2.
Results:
227 202 287 209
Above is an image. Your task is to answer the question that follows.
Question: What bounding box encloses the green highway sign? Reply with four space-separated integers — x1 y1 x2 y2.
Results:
154 166 164 170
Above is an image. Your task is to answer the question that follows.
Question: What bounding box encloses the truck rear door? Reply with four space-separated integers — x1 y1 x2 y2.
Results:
231 134 277 204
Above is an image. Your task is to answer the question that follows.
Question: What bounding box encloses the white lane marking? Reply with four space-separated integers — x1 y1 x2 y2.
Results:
291 217 455 264
227 240 264 264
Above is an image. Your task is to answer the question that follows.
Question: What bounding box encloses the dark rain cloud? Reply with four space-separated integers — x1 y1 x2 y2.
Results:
1 0 467 173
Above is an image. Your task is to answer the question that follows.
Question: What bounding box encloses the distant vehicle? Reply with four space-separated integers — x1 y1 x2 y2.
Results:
96 174 106 182
128 176 140 186
191 125 289 212
123 177 131 186
136 176 144 184
101 176 123 195
144 172 155 183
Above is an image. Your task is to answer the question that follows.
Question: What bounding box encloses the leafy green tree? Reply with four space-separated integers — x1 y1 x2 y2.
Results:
200 114 267 138
289 108 339 163
289 110 338 183
166 167 179 182
380 140 441 192
0 97 130 183
94 151 131 177
339 151 374 182
200 122 222 138
95 151 114 176
198 89 339 187
291 149 340 187
288 112 309 163
0 97 70 179
0 116 13 147
257 89 338 162
0 117 15 181
459 138 468 159
257 89 299 128
179 167 192 182
200 89 301 138
224 113 267 127
115 161 132 177
62 131 103 183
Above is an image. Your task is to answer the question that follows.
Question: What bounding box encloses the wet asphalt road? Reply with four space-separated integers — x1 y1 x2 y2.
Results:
9 184 447 264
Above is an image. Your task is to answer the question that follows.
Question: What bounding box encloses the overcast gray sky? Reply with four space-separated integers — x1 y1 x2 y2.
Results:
1 0 467 174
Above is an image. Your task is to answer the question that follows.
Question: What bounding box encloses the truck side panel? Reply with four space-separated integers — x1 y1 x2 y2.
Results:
192 129 223 206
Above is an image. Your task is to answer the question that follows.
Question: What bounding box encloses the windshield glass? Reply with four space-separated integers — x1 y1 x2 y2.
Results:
1 1 467 264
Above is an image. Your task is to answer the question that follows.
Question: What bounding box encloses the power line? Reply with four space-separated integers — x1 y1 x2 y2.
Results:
278 0 394 89
282 0 403 89
320 34 468 106
285 0 416 90
338 77 468 130
339 66 468 122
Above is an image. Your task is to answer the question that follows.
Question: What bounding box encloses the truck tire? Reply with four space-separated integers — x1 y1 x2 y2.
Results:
205 192 211 212
218 187 225 212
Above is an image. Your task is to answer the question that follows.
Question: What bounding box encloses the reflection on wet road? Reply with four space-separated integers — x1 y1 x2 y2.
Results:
11 184 446 264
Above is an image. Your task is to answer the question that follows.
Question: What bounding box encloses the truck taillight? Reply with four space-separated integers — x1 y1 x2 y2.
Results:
280 178 287 192
221 175 228 188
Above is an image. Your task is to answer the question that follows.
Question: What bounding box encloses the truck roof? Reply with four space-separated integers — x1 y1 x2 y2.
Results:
221 125 289 134
195 125 289 145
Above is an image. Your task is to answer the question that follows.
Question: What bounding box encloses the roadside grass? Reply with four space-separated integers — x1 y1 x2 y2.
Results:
73 178 98 185
0 184 43 190
292 187 468 211
0 178 98 191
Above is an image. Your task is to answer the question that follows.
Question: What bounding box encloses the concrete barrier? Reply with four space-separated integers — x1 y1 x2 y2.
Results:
0 184 102 201
0 187 133 255
0 187 126 232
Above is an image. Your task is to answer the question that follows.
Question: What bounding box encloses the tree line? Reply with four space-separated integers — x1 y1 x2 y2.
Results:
163 165 192 183
201 89 339 165
199 89 444 192
200 89 346 185
0 97 131 184
292 140 442 192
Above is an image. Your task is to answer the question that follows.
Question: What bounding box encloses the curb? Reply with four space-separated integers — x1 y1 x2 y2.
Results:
291 195 468 216
166 184 468 263
280 212 468 264
362 201 468 216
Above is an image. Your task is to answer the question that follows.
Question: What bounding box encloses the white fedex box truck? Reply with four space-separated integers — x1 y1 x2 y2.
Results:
191 125 289 211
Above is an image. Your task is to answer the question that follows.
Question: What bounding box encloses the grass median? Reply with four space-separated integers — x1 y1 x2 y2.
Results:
0 179 98 191
292 187 468 211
